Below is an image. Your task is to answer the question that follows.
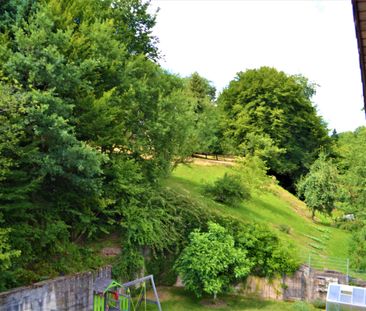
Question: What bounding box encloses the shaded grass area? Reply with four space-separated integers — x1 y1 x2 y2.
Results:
146 287 317 311
166 163 350 270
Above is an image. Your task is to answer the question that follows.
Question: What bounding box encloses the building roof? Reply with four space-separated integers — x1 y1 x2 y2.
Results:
352 0 366 113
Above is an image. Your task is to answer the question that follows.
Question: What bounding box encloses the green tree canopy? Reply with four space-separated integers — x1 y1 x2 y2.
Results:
174 222 251 300
218 67 330 190
185 72 224 156
0 0 197 288
335 127 366 217
297 152 339 219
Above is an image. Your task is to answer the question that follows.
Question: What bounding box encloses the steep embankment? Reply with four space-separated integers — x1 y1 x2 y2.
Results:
165 162 350 272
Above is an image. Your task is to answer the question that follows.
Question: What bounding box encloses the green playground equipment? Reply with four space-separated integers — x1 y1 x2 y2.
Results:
93 279 129 311
93 275 162 311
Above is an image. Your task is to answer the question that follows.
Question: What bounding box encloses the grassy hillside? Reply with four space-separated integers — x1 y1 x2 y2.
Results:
166 161 350 271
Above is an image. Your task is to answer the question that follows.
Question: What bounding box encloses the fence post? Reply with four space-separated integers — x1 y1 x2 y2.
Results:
308 254 311 273
346 258 349 285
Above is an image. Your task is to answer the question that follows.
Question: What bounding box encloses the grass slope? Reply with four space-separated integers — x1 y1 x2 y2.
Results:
166 162 350 271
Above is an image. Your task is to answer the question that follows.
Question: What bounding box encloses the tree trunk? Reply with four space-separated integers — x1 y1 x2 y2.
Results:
213 292 217 302
311 209 315 220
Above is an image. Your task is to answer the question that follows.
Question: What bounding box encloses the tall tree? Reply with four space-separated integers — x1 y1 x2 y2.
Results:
0 0 197 288
185 72 223 156
218 67 330 191
297 152 339 220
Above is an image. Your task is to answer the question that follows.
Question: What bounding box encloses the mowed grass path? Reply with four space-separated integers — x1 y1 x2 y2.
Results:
146 287 317 311
166 163 350 268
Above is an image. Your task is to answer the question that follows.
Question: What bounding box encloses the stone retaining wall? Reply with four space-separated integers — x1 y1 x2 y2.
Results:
0 266 111 311
241 265 349 302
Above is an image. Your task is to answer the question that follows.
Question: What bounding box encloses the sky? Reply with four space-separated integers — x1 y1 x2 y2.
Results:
149 0 365 133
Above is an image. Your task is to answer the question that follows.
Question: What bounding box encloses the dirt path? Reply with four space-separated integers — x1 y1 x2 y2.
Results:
191 157 235 166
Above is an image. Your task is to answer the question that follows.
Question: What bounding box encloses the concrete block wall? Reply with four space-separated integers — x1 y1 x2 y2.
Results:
0 266 111 311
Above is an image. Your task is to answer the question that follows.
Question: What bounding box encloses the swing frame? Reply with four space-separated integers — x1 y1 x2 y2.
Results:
93 275 162 311
122 275 162 311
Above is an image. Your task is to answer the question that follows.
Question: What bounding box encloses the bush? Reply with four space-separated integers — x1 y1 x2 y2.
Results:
312 298 326 309
279 224 291 234
235 223 300 277
204 173 250 205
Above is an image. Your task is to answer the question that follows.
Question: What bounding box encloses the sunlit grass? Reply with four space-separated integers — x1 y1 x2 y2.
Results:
146 287 317 311
166 163 351 270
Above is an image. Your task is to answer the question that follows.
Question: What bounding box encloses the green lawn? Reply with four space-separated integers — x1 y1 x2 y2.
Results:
146 287 318 311
166 163 350 271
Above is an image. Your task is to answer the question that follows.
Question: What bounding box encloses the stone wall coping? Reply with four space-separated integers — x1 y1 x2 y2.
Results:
0 265 112 297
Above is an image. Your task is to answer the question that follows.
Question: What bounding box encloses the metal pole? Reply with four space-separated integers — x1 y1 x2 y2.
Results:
309 254 311 272
150 275 163 311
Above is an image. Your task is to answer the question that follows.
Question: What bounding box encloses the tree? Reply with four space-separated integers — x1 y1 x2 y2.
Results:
297 152 339 220
0 0 199 288
218 67 330 191
186 72 216 110
238 132 285 167
334 127 366 217
174 222 251 301
0 0 35 33
195 104 223 157
233 155 273 195
185 72 224 157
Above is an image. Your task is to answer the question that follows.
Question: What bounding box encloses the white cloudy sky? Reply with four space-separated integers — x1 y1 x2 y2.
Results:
149 0 365 133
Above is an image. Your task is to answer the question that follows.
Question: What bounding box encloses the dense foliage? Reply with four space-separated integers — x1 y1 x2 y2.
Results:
175 220 299 300
234 223 299 277
0 0 197 289
297 152 339 219
175 222 251 300
332 127 366 270
335 127 366 217
218 67 330 191
185 72 223 157
0 0 357 293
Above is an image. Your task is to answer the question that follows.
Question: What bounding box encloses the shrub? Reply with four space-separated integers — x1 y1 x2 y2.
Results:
279 224 291 234
312 298 326 309
204 173 250 205
234 223 300 277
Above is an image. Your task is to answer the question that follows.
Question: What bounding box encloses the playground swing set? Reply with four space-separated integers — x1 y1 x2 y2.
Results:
93 275 162 311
